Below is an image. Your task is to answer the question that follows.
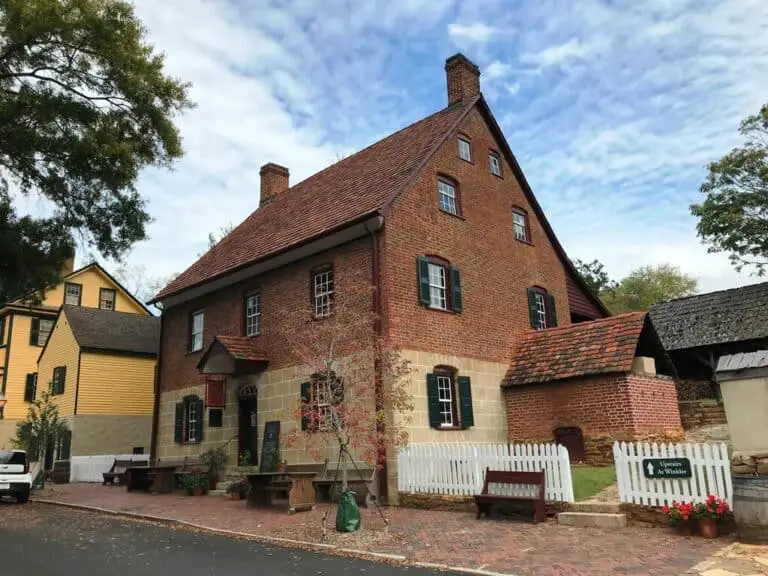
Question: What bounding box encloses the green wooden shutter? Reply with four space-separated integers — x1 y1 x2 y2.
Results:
195 399 204 442
546 294 558 327
300 381 311 431
427 373 441 428
60 430 72 460
417 256 431 306
51 367 59 394
450 267 463 312
527 288 539 328
30 318 40 345
59 366 67 394
24 374 36 402
174 403 184 443
457 376 474 428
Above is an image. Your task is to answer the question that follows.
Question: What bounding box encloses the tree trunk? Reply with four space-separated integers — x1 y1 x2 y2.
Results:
340 447 348 492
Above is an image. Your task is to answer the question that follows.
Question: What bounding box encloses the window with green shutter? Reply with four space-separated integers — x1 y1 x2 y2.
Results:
417 256 463 313
527 287 555 329
174 403 184 443
427 368 474 429
24 373 37 402
300 381 312 431
52 366 66 395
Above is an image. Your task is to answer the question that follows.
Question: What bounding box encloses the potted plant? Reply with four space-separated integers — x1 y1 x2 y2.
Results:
694 494 729 539
226 477 249 501
182 473 209 496
201 445 229 486
661 501 694 534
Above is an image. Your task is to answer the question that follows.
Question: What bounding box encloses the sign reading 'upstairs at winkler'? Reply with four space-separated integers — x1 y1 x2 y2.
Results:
642 458 693 479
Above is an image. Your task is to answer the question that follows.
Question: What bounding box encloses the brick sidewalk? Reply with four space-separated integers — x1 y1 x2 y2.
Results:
36 484 729 575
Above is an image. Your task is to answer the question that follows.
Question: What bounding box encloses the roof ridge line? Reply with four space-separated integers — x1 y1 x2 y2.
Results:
654 280 768 306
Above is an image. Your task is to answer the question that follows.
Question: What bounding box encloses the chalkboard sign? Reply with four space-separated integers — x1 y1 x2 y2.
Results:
259 420 281 473
642 458 692 479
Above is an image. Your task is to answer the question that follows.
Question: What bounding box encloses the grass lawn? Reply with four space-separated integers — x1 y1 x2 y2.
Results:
572 466 617 501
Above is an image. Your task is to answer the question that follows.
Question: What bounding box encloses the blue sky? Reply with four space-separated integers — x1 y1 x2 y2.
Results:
66 0 768 292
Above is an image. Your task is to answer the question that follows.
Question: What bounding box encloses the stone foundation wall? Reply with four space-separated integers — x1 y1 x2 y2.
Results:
66 415 152 457
731 451 768 475
398 492 568 515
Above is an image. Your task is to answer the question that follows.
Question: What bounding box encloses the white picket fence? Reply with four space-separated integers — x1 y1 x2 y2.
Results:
397 443 574 502
70 454 149 483
614 441 732 507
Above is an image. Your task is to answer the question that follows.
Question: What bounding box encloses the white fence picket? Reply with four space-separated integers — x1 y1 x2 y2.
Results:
613 441 732 507
397 442 573 502
69 454 149 483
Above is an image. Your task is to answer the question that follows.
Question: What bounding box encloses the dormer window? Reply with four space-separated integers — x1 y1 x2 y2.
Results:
458 137 472 162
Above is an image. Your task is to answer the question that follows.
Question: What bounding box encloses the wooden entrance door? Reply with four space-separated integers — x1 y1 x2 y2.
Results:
238 396 259 466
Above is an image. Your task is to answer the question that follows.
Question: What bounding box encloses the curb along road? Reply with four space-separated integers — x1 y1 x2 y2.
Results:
31 498 517 576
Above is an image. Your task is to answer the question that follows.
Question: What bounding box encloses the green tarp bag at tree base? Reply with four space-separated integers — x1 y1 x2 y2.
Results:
336 490 361 532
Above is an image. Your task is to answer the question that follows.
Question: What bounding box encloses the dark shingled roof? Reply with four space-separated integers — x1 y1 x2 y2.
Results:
503 313 647 387
63 306 159 355
650 281 768 351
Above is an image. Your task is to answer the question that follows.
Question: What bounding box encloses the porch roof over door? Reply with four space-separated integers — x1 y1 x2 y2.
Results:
197 335 269 375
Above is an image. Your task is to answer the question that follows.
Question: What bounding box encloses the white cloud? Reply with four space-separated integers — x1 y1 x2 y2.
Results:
484 60 513 80
521 37 601 68
448 22 498 44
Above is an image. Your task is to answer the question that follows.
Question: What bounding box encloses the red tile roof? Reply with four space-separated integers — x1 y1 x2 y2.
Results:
156 100 476 300
502 312 648 387
211 335 268 363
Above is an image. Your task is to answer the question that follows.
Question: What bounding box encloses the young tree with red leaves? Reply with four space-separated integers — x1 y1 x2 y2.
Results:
281 281 413 496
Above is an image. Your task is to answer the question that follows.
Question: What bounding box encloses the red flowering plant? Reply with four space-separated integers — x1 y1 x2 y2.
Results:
661 501 694 526
694 494 729 520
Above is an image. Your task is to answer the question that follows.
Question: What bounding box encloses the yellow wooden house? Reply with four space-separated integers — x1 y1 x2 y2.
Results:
0 261 156 454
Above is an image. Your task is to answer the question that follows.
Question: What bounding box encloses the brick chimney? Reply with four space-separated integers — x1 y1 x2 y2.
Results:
259 163 290 207
445 53 481 106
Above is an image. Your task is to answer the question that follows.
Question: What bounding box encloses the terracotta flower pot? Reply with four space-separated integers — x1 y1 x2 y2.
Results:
192 486 204 497
674 521 694 536
698 517 718 539
230 492 242 501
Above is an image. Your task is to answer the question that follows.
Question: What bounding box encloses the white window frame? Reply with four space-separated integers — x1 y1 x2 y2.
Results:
313 268 334 318
187 401 198 443
190 311 204 352
513 210 528 242
489 153 502 176
245 292 261 336
428 262 448 310
38 319 54 347
534 292 548 329
64 283 81 306
437 374 455 427
99 288 116 311
314 378 332 430
458 138 472 162
438 179 458 215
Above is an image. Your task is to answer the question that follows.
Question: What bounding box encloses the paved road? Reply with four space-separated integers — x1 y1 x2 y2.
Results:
0 502 451 576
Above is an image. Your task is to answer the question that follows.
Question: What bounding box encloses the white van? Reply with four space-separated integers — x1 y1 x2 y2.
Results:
0 450 32 503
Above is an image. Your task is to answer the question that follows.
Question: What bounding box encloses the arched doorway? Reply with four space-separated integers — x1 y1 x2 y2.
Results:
238 384 259 466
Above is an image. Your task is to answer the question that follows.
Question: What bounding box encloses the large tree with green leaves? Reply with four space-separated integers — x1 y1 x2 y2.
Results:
602 264 698 313
0 0 192 302
691 103 768 275
572 258 618 294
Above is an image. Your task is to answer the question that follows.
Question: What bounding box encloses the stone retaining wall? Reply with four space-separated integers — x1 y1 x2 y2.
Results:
679 400 727 430
731 451 768 475
398 492 569 515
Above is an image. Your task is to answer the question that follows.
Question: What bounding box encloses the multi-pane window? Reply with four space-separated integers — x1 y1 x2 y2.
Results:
64 283 82 306
31 318 55 347
436 374 455 427
313 268 334 318
52 366 66 395
489 152 502 176
314 378 332 430
428 262 447 310
534 292 547 329
458 138 472 162
190 311 204 352
245 292 261 336
438 179 458 215
513 209 529 243
99 288 116 311
187 401 198 443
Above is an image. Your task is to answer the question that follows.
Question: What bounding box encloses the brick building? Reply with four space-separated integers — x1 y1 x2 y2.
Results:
149 53 607 501
503 313 683 464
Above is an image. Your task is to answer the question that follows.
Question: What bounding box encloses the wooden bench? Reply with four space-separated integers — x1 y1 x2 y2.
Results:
314 465 377 507
473 469 546 524
269 461 328 497
103 459 147 486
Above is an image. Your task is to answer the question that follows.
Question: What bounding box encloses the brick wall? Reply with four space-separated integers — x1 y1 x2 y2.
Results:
382 106 571 364
504 372 683 463
158 238 372 393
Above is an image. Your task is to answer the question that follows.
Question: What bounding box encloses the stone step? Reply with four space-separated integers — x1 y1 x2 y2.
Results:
567 502 621 514
215 480 232 491
208 489 229 497
557 512 627 529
